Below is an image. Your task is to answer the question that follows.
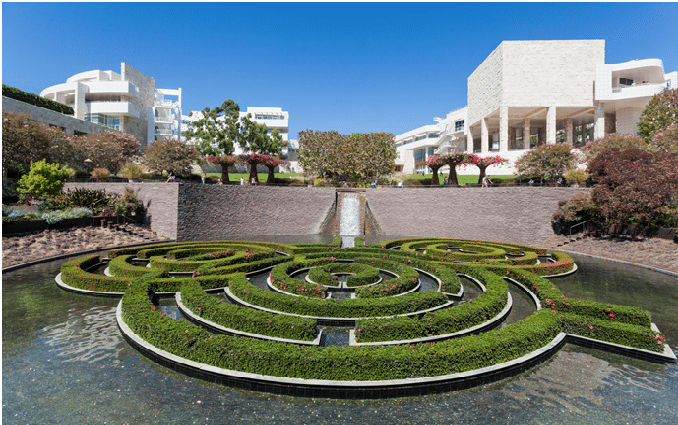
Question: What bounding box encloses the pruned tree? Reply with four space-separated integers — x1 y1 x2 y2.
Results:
637 88 678 142
297 130 396 184
143 138 200 177
514 144 576 183
238 113 286 183
66 131 141 176
438 153 475 186
182 100 241 182
425 155 445 186
468 155 508 185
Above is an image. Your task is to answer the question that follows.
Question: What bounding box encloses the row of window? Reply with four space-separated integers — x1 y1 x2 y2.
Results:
84 113 120 131
254 114 285 120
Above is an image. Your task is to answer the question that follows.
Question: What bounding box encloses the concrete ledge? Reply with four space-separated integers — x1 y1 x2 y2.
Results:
176 293 322 346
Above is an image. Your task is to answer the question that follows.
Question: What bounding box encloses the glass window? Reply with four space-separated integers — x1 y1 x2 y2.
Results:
455 120 464 132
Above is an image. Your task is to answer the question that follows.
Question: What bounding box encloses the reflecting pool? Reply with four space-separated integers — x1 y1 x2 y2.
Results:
2 246 677 424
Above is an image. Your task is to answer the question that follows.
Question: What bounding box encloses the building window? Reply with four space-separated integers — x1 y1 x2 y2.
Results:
85 113 120 131
455 120 464 132
415 135 426 141
428 133 439 138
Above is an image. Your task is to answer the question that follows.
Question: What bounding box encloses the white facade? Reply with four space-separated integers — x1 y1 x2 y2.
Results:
395 107 467 175
396 40 677 175
40 63 181 146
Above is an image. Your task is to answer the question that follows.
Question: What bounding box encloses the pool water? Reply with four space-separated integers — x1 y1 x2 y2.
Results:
2 251 677 424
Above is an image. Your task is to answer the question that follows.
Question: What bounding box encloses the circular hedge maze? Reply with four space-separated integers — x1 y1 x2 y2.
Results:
56 237 673 398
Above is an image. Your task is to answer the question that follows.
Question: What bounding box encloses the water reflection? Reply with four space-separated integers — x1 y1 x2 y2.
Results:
2 248 677 424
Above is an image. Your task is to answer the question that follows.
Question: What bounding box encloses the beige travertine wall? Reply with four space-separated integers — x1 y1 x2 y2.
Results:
467 44 504 126
120 63 155 146
468 40 605 126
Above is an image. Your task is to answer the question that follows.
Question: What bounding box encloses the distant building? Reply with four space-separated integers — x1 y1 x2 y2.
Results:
40 63 182 146
396 40 677 174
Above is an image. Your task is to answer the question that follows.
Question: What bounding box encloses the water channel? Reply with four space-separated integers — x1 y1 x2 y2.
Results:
3 242 677 424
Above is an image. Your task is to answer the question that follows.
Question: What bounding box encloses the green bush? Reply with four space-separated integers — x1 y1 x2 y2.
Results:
3 84 74 115
18 160 70 198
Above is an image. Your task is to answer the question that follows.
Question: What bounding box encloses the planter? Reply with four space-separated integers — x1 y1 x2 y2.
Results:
2 215 141 236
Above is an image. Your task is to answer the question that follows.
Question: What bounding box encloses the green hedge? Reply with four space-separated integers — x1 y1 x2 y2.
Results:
60 254 134 292
3 84 74 115
180 279 318 341
230 277 447 318
107 255 153 278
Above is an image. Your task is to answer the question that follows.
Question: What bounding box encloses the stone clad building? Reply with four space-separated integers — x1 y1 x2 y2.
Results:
396 39 677 174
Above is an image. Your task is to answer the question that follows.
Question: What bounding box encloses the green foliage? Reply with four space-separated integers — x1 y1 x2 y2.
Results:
90 167 110 181
587 148 678 226
637 88 678 142
143 138 200 177
180 279 318 341
562 168 589 185
582 133 647 162
18 160 69 197
649 123 678 155
297 130 396 183
70 131 142 175
3 84 74 115
2 111 71 176
183 100 241 157
121 163 145 180
551 193 601 226
515 144 577 180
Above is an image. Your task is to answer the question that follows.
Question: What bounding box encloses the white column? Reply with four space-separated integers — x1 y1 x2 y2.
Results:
500 106 509 153
481 118 489 154
594 103 606 139
466 130 473 154
523 119 531 150
565 118 574 145
546 106 557 144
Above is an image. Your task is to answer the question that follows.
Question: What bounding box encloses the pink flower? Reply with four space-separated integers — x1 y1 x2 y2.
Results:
291 325 294 329
588 325 593 330
185 330 189 333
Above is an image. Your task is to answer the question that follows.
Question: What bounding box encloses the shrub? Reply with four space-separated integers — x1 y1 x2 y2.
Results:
121 163 145 180
18 160 69 198
2 84 74 115
91 168 110 181
562 169 589 186
551 194 601 227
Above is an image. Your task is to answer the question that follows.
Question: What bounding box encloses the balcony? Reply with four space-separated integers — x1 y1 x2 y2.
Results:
155 100 179 109
87 101 140 118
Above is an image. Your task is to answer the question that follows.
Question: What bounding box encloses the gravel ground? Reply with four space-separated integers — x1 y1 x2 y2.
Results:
2 225 165 268
548 234 678 274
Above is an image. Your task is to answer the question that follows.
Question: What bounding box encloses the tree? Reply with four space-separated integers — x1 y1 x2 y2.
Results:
514 144 577 183
2 111 70 176
297 130 396 184
637 88 678 142
582 133 647 162
238 114 286 183
425 155 445 186
649 123 678 155
143 138 200 177
182 100 240 182
261 156 288 184
205 155 238 183
587 148 678 226
438 153 475 186
468 155 508 185
66 131 141 175
18 159 70 198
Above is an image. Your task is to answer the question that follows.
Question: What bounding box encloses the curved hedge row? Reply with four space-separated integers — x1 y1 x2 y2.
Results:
179 279 318 341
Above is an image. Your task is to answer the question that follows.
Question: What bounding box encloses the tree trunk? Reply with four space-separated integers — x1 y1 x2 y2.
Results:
249 162 259 184
266 165 276 183
430 165 441 186
476 165 489 185
218 158 232 183
447 163 460 185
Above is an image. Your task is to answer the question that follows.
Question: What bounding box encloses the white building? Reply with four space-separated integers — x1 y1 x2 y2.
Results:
183 106 299 172
40 63 182 146
396 40 677 175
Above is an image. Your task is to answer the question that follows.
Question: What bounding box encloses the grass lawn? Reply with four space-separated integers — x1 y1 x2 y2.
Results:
405 174 518 185
203 172 303 182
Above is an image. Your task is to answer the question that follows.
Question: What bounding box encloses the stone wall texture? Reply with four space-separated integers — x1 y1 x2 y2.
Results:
64 182 179 240
60 184 586 247
175 185 337 241
366 187 588 247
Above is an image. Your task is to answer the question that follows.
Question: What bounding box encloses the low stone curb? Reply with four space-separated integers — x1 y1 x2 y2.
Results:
551 249 678 278
176 293 322 346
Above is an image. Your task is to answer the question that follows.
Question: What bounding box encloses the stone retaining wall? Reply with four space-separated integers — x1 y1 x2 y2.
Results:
60 183 587 246
366 187 588 246
64 182 179 239
176 185 337 241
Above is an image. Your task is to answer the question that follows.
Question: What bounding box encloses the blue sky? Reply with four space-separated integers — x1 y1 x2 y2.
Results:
3 2 677 139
